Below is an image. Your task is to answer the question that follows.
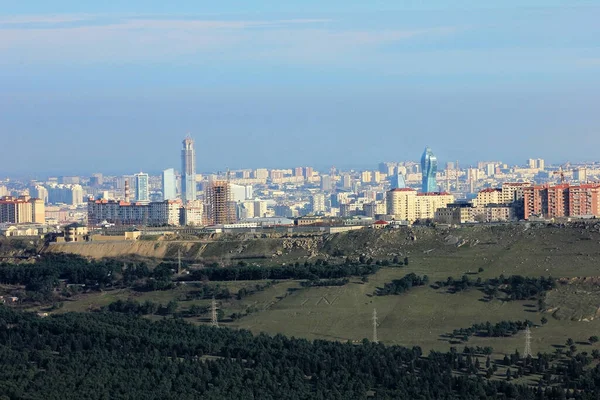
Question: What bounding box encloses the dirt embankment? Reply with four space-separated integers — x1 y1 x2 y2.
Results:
43 222 600 264
46 241 172 259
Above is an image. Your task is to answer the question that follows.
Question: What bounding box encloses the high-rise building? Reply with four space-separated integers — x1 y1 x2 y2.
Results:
0 196 45 224
134 172 149 203
421 147 438 193
310 193 326 214
32 185 48 204
253 169 269 180
527 158 545 170
181 135 197 202
386 188 454 222
46 184 84 205
205 181 236 225
361 171 372 184
573 168 588 183
523 183 600 219
321 175 333 192
90 173 104 187
162 168 177 200
390 168 406 189
342 174 352 189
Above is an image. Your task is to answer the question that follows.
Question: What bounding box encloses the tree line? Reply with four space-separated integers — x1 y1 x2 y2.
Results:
448 320 532 342
433 275 555 301
375 273 429 296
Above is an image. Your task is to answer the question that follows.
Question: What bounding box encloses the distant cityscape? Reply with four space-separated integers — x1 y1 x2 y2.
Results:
1 135 599 239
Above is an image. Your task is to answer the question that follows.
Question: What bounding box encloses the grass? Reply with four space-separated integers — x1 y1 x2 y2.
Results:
27 224 600 358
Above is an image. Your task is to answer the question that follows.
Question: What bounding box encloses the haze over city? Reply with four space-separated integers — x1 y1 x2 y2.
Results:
2 0 600 176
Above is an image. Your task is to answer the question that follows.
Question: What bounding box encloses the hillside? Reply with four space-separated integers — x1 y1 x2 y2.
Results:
37 222 600 355
45 222 600 267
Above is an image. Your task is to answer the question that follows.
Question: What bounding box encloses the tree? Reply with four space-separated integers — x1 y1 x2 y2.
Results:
165 300 178 315
541 316 548 325
589 335 599 344
403 257 409 265
506 368 512 381
478 267 484 273
566 338 574 346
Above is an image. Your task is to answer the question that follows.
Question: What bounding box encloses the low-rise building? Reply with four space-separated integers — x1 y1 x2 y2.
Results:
64 223 88 242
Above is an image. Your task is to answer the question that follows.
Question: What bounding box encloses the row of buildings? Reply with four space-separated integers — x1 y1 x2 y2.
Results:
433 182 600 224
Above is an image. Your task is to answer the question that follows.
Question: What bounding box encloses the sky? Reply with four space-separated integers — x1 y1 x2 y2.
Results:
1 0 599 176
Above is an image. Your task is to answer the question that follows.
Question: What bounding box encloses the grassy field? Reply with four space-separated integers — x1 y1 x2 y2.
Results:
231 225 600 355
29 224 600 358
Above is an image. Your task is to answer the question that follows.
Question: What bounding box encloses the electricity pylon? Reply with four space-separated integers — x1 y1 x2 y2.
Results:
211 298 219 327
523 324 532 357
372 309 378 344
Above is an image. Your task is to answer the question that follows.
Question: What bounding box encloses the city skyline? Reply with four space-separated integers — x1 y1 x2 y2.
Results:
1 1 599 175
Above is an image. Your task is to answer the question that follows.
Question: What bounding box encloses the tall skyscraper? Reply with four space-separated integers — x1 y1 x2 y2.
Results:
421 146 438 193
162 168 177 200
181 135 197 202
134 172 149 203
390 168 406 189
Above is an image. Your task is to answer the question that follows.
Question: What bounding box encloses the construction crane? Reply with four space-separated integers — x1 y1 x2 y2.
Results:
553 166 566 184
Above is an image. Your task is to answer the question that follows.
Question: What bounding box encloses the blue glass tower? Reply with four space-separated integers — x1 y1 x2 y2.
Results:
420 146 438 193
390 168 406 189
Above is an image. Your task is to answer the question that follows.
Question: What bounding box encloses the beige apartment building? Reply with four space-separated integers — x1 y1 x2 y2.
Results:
386 189 454 222
0 196 45 224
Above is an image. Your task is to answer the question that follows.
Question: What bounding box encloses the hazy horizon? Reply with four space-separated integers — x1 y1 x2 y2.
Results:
2 1 599 176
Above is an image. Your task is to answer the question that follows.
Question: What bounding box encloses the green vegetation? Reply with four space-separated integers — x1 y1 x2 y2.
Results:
375 273 429 296
448 320 532 342
184 262 380 281
300 278 349 287
3 306 600 399
433 275 555 302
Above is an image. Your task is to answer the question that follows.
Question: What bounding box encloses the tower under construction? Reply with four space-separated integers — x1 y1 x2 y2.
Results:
205 180 236 225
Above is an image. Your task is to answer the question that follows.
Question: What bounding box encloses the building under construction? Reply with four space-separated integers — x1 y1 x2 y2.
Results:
205 180 236 225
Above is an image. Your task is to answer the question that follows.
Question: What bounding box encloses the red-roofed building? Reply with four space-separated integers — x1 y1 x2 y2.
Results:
371 220 390 229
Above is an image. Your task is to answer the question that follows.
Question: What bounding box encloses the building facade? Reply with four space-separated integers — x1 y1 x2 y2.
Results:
134 172 149 203
523 183 600 219
0 196 45 224
421 147 438 193
181 135 197 202
88 199 184 226
386 188 454 222
162 168 177 200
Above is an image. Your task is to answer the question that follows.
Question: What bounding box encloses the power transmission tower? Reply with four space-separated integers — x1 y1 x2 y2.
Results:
523 324 532 357
211 298 219 327
372 309 378 344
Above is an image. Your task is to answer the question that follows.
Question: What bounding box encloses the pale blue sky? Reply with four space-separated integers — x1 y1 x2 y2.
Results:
1 1 599 176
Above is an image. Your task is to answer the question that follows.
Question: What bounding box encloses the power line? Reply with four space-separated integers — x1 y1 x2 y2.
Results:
372 309 378 344
211 298 219 327
524 324 532 357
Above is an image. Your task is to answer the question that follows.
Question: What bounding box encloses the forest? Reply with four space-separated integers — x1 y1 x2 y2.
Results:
0 254 380 305
1 306 600 399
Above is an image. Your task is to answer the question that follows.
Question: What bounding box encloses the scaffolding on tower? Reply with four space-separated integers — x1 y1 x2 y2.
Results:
205 180 236 225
